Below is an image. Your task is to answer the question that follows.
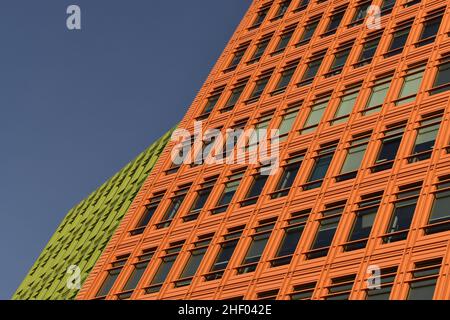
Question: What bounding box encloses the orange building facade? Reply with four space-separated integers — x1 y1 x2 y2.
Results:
78 0 450 300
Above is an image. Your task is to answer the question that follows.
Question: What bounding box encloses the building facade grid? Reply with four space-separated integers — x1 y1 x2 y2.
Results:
78 0 450 300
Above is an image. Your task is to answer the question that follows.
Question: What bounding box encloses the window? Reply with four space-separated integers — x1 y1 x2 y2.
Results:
273 0 291 20
248 33 273 64
349 1 371 27
416 8 444 47
385 19 413 58
247 111 273 152
240 169 270 207
226 42 250 72
425 175 450 235
306 201 346 259
290 282 316 300
407 259 442 300
295 0 310 12
344 191 382 251
272 59 299 94
298 50 326 86
297 15 321 46
156 184 191 229
300 92 331 133
271 151 306 198
219 118 248 161
183 177 218 222
403 0 421 8
430 54 450 95
322 6 347 37
131 191 165 235
205 226 244 281
277 101 302 142
271 210 310 267
381 0 396 13
408 111 443 163
251 3 272 28
371 122 406 173
365 267 398 300
354 30 382 68
117 249 156 300
363 73 393 115
304 141 338 190
247 69 274 102
237 218 277 274
395 63 425 105
199 86 225 118
192 128 220 166
221 77 249 113
323 275 356 300
383 182 422 243
273 24 296 54
325 40 354 77
336 131 371 181
257 289 279 300
331 82 362 125
95 254 130 298
166 135 194 174
174 234 214 287
145 241 184 294
211 170 245 214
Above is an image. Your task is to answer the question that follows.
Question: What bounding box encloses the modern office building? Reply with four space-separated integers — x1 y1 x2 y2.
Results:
77 0 450 300
13 129 174 300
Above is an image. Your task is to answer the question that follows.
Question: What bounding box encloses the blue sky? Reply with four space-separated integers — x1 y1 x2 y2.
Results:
0 0 251 299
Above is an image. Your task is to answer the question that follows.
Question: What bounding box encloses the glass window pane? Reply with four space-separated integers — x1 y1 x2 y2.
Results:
303 59 322 80
366 82 390 109
341 145 367 174
389 28 410 51
308 154 333 182
151 256 177 285
407 279 437 300
180 248 207 279
276 68 296 89
420 17 442 40
366 286 392 300
136 207 157 228
276 31 294 51
246 174 269 199
429 190 450 223
387 201 417 234
413 124 439 154
300 21 318 42
279 112 298 136
303 101 328 129
434 62 450 88
276 164 301 191
334 91 358 119
211 240 238 271
377 137 402 162
276 226 304 257
311 216 341 250
123 261 150 291
348 210 377 242
96 268 121 297
360 38 380 61
224 86 245 109
242 233 271 264
250 77 270 99
162 195 186 221
398 71 424 100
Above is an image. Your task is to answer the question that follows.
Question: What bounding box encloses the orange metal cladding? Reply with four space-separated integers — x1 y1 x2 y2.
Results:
78 0 450 300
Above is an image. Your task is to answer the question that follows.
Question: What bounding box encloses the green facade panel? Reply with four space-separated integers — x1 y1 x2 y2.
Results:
13 129 174 300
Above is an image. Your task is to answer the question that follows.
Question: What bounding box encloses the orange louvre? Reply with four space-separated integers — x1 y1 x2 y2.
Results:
78 0 450 300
